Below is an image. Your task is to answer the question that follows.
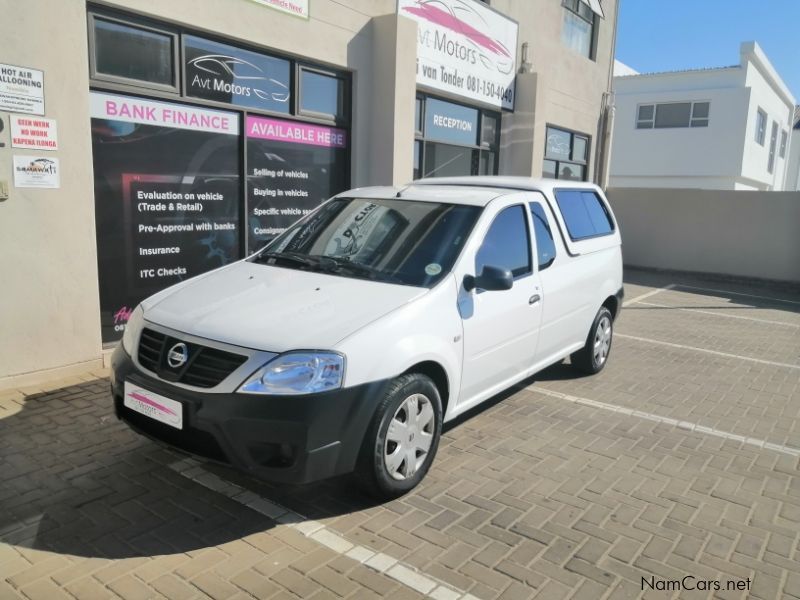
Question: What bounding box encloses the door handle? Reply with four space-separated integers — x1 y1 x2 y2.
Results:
529 294 541 305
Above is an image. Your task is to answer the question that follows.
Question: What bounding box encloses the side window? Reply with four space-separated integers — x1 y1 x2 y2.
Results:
476 205 531 278
554 190 614 241
529 202 556 269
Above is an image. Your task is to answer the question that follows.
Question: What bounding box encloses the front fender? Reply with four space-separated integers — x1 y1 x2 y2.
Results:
335 276 462 419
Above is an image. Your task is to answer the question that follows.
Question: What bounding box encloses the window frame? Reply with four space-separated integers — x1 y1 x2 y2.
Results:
755 108 767 145
529 201 557 271
690 101 710 127
635 104 655 129
767 120 778 174
779 129 788 158
88 12 181 94
296 64 350 126
553 187 615 242
543 124 590 182
88 6 352 131
637 101 710 129
561 0 597 60
475 204 533 281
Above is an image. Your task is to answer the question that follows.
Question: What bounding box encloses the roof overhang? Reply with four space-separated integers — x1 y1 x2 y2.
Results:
580 0 605 18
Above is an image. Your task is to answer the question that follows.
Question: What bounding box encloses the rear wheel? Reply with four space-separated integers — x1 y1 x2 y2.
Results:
356 373 442 499
571 306 613 374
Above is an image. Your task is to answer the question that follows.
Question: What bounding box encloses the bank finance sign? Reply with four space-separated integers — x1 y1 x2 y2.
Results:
398 0 518 110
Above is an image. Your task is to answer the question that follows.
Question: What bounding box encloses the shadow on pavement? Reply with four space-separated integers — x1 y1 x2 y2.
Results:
0 379 383 559
0 358 591 560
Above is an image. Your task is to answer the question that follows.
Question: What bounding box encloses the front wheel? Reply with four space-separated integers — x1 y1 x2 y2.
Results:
571 306 614 374
356 373 442 499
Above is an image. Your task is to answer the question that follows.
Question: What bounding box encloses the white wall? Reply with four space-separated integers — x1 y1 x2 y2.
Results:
741 52 793 189
608 188 800 283
786 128 800 190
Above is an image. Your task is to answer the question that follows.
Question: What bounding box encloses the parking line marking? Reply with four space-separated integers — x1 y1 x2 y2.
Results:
527 386 800 458
673 284 800 306
616 333 800 371
635 300 800 328
168 459 468 600
622 284 676 308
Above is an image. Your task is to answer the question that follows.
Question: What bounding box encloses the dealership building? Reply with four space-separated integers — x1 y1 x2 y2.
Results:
0 0 616 387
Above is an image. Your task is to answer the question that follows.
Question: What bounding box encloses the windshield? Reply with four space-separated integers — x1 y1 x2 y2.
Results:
252 197 482 287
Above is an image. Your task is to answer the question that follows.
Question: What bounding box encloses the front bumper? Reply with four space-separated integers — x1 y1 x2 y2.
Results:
110 345 387 484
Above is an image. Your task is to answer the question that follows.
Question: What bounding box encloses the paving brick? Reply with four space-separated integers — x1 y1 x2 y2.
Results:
2 274 800 600
149 574 198 600
107 574 160 600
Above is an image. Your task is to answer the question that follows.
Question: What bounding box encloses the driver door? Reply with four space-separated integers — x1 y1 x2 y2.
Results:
457 201 542 409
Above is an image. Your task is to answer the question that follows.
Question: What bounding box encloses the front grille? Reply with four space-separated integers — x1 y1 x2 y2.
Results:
137 328 248 388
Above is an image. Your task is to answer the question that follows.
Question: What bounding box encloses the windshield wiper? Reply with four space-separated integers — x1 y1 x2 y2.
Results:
321 257 404 284
254 251 321 268
255 252 404 284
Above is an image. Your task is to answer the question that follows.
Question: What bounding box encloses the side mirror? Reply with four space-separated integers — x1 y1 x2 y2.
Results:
463 265 514 292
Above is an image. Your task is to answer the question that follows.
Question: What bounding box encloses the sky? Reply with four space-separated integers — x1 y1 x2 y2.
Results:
615 0 800 102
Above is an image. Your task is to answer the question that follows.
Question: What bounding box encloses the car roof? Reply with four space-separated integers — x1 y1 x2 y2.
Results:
340 177 601 207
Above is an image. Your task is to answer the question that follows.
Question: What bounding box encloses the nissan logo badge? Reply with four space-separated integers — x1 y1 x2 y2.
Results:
167 342 189 368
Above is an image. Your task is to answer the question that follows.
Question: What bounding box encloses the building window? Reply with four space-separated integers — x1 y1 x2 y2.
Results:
415 94 499 179
561 0 596 59
554 190 614 241
184 35 291 114
88 9 352 344
767 121 778 174
755 108 767 145
636 101 710 129
89 14 178 92
476 205 532 279
690 102 710 127
298 67 348 122
635 104 655 129
779 130 788 158
543 125 589 181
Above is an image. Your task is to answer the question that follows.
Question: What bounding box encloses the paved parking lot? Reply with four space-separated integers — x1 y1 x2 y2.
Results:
1 269 799 600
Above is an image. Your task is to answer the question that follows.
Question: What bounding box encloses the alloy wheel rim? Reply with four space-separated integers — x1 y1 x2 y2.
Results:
384 393 435 481
593 315 612 366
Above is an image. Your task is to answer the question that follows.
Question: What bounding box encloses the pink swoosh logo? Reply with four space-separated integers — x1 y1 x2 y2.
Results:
403 2 511 59
128 391 177 416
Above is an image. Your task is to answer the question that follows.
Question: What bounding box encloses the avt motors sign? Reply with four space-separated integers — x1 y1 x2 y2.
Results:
398 0 518 110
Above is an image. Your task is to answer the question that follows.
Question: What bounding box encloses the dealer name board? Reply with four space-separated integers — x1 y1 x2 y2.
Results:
398 0 518 110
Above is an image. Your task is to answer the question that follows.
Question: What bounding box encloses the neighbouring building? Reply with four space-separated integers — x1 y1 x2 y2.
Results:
786 106 800 190
609 42 797 191
0 0 617 386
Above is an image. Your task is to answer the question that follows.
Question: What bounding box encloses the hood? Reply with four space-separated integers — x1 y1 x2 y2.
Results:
143 260 427 352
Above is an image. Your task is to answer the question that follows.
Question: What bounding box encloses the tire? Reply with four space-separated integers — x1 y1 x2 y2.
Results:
356 373 442 499
571 306 614 374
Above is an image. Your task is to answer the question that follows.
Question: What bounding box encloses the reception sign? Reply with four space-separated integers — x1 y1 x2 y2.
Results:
398 0 518 110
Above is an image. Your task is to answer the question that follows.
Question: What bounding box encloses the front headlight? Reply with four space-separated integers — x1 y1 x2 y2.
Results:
121 305 144 355
238 352 345 395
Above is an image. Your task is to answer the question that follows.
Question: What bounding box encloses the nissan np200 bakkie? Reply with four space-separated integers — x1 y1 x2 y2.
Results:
111 176 623 498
